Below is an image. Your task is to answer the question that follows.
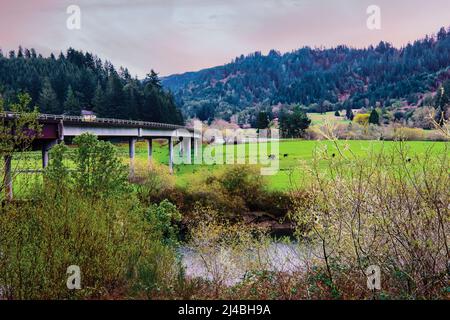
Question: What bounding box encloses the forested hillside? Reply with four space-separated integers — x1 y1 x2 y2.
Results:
0 48 184 124
163 27 450 121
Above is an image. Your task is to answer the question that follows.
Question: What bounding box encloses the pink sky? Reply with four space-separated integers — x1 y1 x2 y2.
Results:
1 0 449 77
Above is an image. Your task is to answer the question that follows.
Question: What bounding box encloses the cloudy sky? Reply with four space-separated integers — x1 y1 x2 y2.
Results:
1 0 449 77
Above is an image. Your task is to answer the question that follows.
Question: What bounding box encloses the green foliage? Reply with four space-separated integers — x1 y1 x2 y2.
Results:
38 78 59 114
256 111 270 130
63 85 80 115
368 109 380 125
279 106 311 138
0 47 184 124
0 93 40 201
135 161 177 205
45 143 70 188
164 27 450 117
44 133 129 199
293 141 450 299
145 200 182 246
218 165 265 204
0 132 182 299
1 93 40 154
0 183 180 299
71 133 129 198
177 164 294 220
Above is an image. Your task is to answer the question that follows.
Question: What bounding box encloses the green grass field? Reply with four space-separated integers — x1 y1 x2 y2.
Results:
307 111 349 126
126 139 449 190
11 139 448 193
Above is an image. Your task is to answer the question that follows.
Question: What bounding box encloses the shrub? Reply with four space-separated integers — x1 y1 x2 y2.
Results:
145 199 182 246
0 93 40 201
0 186 181 299
183 165 273 219
368 109 380 125
353 113 370 126
384 126 425 141
71 134 129 198
185 206 270 297
0 134 182 299
135 160 176 205
217 165 265 207
292 140 449 299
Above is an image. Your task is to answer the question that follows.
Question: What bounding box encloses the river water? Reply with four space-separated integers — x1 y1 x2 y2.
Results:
179 242 318 286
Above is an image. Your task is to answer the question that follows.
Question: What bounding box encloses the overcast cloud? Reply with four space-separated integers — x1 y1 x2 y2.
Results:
1 0 449 77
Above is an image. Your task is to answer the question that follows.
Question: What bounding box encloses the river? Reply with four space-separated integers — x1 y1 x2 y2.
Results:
179 242 318 286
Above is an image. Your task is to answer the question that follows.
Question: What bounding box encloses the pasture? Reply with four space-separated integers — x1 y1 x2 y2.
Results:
10 139 449 193
119 139 449 190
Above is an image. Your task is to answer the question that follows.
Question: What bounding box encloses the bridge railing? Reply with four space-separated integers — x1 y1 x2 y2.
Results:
0 112 192 131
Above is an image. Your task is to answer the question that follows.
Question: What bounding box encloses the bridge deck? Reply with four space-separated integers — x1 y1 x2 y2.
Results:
1 112 193 131
1 113 202 200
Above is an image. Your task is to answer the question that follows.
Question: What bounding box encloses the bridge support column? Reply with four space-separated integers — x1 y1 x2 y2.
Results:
147 138 153 164
42 148 49 169
4 155 13 201
191 137 195 160
192 138 201 164
169 137 174 174
185 137 192 164
42 140 58 169
191 138 197 161
129 138 137 177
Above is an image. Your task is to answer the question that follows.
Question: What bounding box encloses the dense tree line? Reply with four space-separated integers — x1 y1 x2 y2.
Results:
0 47 184 124
163 26 450 122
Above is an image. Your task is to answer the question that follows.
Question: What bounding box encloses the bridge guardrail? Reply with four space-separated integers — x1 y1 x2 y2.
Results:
0 112 193 132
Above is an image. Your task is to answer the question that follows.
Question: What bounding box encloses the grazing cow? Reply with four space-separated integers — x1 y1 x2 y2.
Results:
268 154 276 160
283 154 289 158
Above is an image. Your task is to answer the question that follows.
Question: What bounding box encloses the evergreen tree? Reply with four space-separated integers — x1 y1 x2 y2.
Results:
0 47 184 123
279 106 311 138
146 70 162 89
162 25 450 119
17 46 24 58
64 86 80 115
123 81 140 120
105 73 125 118
256 111 270 130
346 105 354 121
92 83 107 117
38 78 60 114
369 109 380 125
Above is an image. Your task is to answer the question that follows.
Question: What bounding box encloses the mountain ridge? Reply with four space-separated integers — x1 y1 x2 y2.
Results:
162 26 450 122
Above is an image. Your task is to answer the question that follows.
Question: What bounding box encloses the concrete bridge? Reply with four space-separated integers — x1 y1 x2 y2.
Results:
2 113 202 200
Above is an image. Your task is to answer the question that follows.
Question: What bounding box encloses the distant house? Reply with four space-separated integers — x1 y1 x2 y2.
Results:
81 110 96 121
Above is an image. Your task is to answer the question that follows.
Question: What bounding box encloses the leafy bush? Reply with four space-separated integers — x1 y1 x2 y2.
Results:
0 93 40 201
292 140 449 299
72 134 129 198
217 165 265 207
135 160 177 205
145 200 182 246
353 113 370 126
0 134 181 299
